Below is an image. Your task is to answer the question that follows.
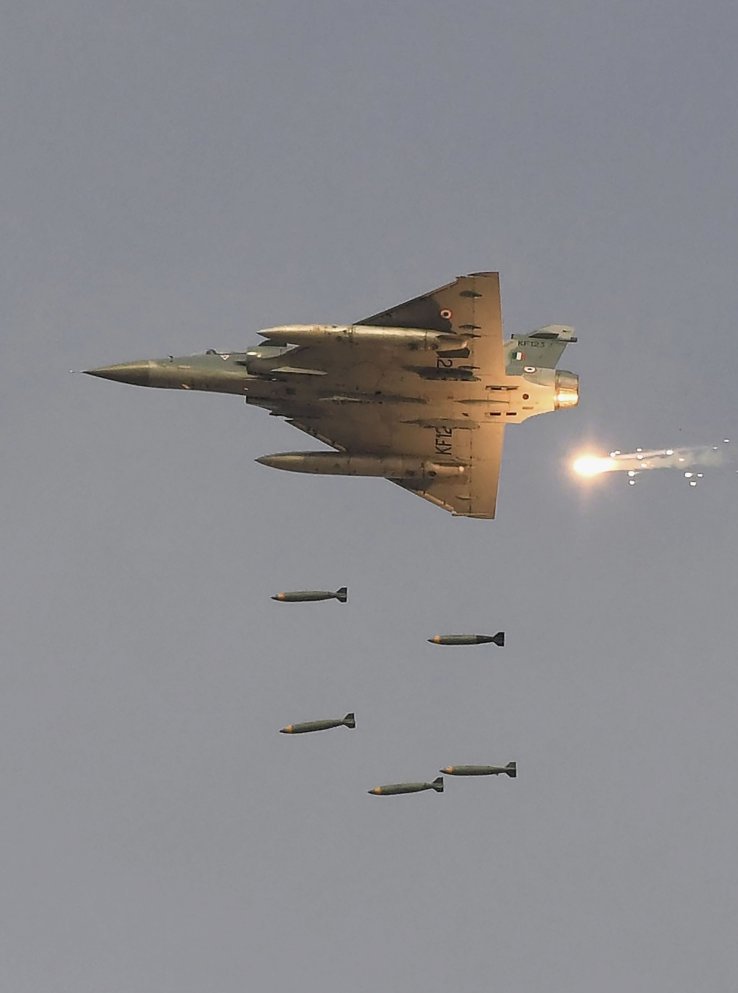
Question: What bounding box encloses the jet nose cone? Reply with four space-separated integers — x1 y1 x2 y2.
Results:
84 361 152 387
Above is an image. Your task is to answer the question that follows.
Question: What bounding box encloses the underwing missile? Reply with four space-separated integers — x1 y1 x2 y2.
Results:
258 324 466 351
428 632 505 646
257 452 466 479
271 587 348 603
280 713 356 734
368 776 444 796
440 762 517 777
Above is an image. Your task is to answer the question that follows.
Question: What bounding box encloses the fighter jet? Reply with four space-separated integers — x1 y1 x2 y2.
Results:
85 273 578 518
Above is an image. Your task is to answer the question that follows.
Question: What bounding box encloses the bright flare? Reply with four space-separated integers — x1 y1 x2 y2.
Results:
570 439 732 488
572 454 616 478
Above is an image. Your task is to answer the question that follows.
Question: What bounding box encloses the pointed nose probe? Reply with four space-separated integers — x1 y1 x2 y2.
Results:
84 362 153 387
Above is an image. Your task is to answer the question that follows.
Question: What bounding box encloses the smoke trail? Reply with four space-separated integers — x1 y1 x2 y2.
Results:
572 440 733 486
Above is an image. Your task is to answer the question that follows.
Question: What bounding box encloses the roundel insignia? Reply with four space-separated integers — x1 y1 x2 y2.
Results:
524 365 537 373
440 309 453 320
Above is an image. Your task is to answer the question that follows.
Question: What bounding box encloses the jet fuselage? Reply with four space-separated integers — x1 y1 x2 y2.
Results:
87 335 578 425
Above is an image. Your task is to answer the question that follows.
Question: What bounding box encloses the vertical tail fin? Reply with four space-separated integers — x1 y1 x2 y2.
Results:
492 632 505 647
431 776 444 792
343 712 356 728
507 325 577 372
335 586 348 603
505 762 517 778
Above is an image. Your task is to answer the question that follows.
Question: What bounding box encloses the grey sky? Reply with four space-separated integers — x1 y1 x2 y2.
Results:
3 1 738 990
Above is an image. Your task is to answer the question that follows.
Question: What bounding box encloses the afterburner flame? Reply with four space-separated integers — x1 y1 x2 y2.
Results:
572 454 616 478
